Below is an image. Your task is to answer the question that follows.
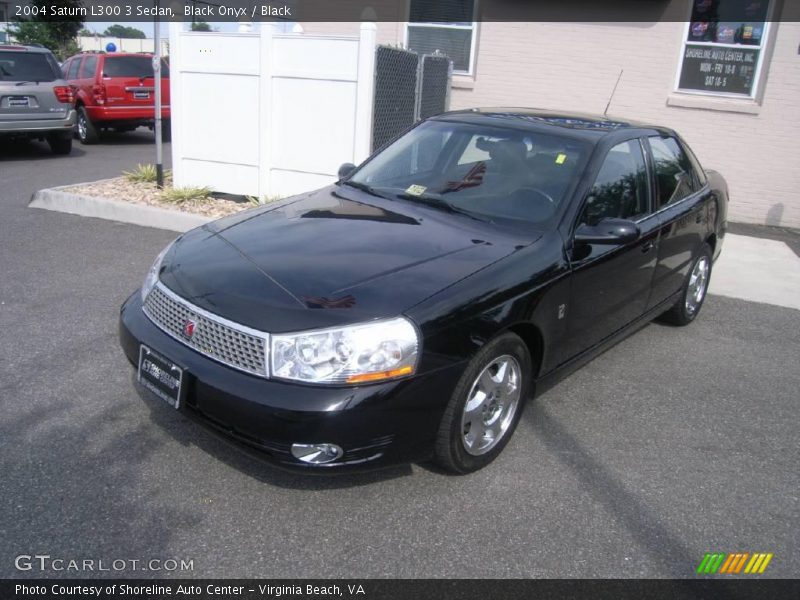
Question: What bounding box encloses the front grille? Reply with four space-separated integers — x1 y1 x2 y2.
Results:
143 283 268 377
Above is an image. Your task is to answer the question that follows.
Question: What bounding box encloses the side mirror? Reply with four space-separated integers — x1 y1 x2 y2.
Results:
337 162 357 180
574 218 640 245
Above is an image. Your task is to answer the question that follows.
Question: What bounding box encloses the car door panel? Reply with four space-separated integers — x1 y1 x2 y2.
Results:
555 138 658 366
645 136 711 308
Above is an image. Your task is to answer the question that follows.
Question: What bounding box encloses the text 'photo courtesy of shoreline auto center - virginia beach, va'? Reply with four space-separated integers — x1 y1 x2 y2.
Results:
1 0 799 599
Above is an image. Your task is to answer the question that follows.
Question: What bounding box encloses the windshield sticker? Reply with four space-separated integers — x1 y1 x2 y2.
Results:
405 184 427 196
556 153 568 165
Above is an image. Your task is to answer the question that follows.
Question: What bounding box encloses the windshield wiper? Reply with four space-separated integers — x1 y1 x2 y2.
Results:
15 81 40 86
396 192 490 223
339 180 394 201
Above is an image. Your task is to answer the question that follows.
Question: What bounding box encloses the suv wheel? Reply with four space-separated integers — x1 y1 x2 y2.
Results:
47 132 72 155
434 332 531 474
76 106 99 144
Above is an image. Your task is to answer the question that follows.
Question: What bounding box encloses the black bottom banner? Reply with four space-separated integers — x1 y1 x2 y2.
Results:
3 579 799 600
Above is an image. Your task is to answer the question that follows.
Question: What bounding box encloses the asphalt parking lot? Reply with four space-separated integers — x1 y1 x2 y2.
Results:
1 136 798 579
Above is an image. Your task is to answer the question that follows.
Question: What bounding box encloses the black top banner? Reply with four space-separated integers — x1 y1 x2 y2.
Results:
5 0 800 23
3 579 800 600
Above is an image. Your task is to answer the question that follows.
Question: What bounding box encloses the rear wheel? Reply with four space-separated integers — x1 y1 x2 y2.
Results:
47 133 72 155
76 106 99 144
434 332 531 474
659 243 713 326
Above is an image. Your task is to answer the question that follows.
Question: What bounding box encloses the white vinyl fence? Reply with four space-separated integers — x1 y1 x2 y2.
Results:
167 22 377 199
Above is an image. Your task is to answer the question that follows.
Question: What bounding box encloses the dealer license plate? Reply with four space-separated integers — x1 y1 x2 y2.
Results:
138 345 183 408
133 91 150 99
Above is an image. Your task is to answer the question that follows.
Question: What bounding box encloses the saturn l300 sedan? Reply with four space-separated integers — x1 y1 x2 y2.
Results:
119 108 728 474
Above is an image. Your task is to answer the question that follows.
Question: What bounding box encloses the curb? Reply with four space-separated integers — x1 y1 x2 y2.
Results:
29 183 212 233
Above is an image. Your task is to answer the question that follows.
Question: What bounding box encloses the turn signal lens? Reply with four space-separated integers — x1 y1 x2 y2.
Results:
346 365 414 384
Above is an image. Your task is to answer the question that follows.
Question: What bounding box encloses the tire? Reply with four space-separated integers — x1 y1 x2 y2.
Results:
434 332 532 474
47 133 72 155
161 119 171 142
659 243 713 326
76 106 99 144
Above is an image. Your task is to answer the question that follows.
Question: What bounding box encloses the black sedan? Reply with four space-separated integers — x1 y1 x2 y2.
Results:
120 108 728 474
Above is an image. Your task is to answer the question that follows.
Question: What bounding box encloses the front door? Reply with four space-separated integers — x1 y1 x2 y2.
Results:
559 138 660 363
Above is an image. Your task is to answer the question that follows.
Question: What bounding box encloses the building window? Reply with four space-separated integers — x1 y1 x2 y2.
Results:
675 0 774 98
406 0 477 74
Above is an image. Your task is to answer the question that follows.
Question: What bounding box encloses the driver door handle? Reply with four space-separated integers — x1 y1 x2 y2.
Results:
641 240 655 253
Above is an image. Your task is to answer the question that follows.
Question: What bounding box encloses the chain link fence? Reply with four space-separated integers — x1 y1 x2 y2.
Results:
372 46 453 152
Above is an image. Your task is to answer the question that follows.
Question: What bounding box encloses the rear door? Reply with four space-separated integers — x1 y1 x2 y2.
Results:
77 54 98 101
645 135 711 308
0 50 65 123
101 55 170 109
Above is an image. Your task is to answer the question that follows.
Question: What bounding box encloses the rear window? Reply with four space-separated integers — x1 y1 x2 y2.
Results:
0 52 61 82
103 56 170 78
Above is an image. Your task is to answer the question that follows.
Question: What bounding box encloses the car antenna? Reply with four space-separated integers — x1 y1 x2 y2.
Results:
604 69 624 117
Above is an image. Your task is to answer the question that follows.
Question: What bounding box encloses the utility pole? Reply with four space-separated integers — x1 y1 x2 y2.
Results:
153 0 164 188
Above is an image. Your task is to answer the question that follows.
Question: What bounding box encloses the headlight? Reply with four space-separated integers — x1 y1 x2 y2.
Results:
141 240 174 302
271 317 419 384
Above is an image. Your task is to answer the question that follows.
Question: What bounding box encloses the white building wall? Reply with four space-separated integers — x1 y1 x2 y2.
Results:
77 36 170 55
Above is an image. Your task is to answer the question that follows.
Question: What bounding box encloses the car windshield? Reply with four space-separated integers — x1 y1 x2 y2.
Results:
349 120 590 225
103 56 170 78
0 52 61 82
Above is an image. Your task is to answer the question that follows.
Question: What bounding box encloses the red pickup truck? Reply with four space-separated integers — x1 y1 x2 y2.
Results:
62 52 170 144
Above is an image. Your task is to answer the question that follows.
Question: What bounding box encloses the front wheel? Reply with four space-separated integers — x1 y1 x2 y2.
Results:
434 332 531 474
659 243 713 326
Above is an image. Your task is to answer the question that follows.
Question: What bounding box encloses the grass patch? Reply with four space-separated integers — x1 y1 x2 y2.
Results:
161 186 213 203
123 163 173 184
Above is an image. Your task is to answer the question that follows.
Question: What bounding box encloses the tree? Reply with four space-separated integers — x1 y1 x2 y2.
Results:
103 25 146 39
78 28 95 37
9 0 83 61
191 21 213 32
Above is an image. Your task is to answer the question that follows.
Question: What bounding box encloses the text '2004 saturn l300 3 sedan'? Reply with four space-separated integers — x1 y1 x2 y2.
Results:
119 108 728 474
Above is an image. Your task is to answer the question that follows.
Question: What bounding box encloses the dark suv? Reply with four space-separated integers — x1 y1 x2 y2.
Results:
0 44 75 154
62 52 170 144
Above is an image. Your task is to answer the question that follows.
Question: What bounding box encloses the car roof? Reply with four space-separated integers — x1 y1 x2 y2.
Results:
0 45 54 54
432 107 670 141
78 52 154 57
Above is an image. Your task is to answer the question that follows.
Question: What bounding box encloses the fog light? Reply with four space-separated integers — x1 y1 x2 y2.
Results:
291 443 343 464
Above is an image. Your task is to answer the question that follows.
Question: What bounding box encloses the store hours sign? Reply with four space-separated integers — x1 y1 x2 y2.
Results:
678 44 759 96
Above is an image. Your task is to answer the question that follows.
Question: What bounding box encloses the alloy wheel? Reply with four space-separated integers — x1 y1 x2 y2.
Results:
461 354 522 456
685 256 710 316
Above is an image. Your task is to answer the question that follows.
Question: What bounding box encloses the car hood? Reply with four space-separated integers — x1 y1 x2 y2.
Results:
159 185 541 332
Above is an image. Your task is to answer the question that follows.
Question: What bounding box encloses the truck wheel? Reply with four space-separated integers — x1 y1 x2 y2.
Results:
76 106 99 144
48 133 72 155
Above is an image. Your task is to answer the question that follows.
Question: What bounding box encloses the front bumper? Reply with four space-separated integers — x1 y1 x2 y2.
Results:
119 292 463 472
0 109 76 134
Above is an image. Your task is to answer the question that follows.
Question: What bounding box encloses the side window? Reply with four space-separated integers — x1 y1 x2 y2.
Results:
67 57 81 80
581 140 649 226
682 140 707 187
648 136 699 207
80 55 97 79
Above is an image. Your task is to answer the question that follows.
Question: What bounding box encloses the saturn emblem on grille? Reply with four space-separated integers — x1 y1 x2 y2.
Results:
182 319 197 339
